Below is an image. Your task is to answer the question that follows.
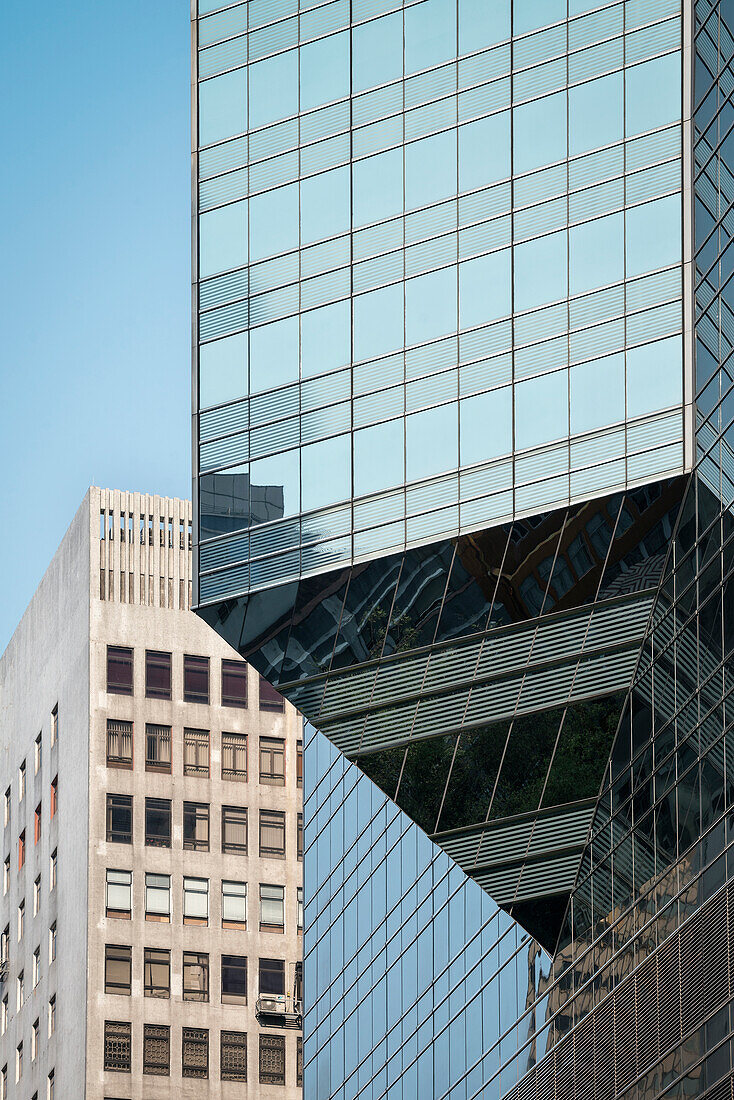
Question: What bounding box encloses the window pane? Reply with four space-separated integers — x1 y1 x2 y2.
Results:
514 231 567 312
107 647 133 695
405 130 457 210
259 957 285 995
249 450 300 526
144 949 170 998
459 0 510 53
625 53 681 138
354 283 404 363
145 651 171 699
199 69 246 146
406 267 457 347
515 370 569 450
222 807 248 853
249 49 298 129
354 419 405 497
222 733 248 780
249 315 299 395
459 250 512 330
406 403 458 483
106 795 132 845
352 148 403 228
626 195 681 278
199 468 250 539
222 661 247 708
259 681 285 714
513 91 567 175
199 333 247 409
145 799 171 848
627 336 683 420
405 0 455 74
571 353 625 434
301 435 352 514
301 166 350 246
199 202 247 279
183 953 209 1002
352 12 402 93
460 387 513 466
221 955 247 1004
249 183 299 263
514 0 565 35
300 31 349 111
459 112 511 192
145 724 171 772
570 213 624 296
183 656 209 704
223 881 247 924
569 72 623 157
301 301 350 379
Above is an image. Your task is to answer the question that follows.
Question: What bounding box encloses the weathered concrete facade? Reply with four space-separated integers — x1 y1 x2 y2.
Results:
0 488 303 1098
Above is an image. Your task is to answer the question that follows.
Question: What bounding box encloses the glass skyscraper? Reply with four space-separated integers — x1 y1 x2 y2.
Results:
192 0 734 1096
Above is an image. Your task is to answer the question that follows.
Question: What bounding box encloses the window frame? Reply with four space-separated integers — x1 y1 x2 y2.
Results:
221 659 248 708
222 880 247 929
144 947 170 999
106 794 132 845
144 797 172 848
259 809 286 859
259 737 285 786
183 654 210 704
183 876 209 926
106 719 133 769
145 724 171 775
183 727 210 777
221 806 248 855
221 954 247 1005
143 1023 170 1077
144 650 172 700
106 869 132 920
182 1027 209 1080
106 646 134 696
183 801 210 853
103 1020 132 1073
182 952 210 1003
259 885 285 932
221 732 248 782
104 944 132 996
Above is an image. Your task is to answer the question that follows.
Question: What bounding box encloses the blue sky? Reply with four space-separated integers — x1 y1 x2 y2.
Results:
0 1 191 651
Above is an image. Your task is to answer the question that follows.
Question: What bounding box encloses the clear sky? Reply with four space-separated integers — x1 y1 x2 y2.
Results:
0 1 192 652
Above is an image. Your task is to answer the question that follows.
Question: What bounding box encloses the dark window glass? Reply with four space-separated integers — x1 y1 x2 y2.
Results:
221 955 247 1004
258 957 285 996
144 948 170 998
297 1036 303 1087
297 813 303 860
222 806 247 854
104 1020 131 1072
106 795 132 845
296 740 303 787
184 655 209 704
222 660 248 707
221 1031 247 1082
145 724 171 773
183 952 209 1002
259 1034 285 1085
145 798 171 848
182 1028 209 1079
104 944 131 995
259 810 285 858
183 803 210 852
259 738 285 786
258 675 284 712
143 1024 170 1076
145 651 171 700
107 647 133 695
106 720 132 768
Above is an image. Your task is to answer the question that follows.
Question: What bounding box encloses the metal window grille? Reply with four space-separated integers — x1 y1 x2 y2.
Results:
145 725 171 773
259 738 285 785
182 1028 209 1079
106 720 132 767
259 1034 285 1085
103 1021 131 1072
143 1024 169 1076
221 1030 247 1082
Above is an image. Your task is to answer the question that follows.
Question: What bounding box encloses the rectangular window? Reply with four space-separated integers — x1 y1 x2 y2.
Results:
259 885 285 931
145 873 170 921
32 946 40 987
34 876 41 917
48 1067 54 1099
183 877 209 925
144 948 170 998
4 788 9 828
222 732 247 781
143 1023 170 1076
48 996 55 1037
106 720 132 768
297 812 303 860
104 944 132 995
183 728 210 777
1 997 6 1035
51 705 58 747
221 1030 247 1082
49 923 56 964
259 737 285 785
16 972 23 1011
50 777 57 818
2 860 7 896
222 806 247 854
183 655 209 704
297 739 303 787
18 831 24 870
297 1036 303 1087
50 849 56 890
16 1042 22 1083
104 1020 131 1073
145 650 171 699
17 901 24 941
258 675 284 712
182 1027 209 1079
34 734 41 775
221 954 247 1005
106 869 132 919
297 886 303 931
145 798 171 847
145 724 171 774
106 646 133 695
34 803 41 845
32 1018 38 1060
183 952 209 1002
259 810 286 858
106 794 132 844
222 880 247 929
183 802 209 852
18 763 24 802
259 1034 285 1085
1 927 8 964
259 957 285 995
221 660 247 707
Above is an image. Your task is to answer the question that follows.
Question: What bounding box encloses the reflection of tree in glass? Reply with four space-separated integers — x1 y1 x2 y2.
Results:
396 737 456 835
356 747 406 803
541 694 626 808
437 722 510 833
490 709 564 820
359 604 391 660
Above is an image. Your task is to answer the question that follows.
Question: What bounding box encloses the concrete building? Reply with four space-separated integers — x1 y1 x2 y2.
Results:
0 487 303 1099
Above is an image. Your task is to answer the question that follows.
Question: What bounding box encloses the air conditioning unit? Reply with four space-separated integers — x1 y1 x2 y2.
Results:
257 994 287 1015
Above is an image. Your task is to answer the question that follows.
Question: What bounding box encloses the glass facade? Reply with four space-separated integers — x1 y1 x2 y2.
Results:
194 0 691 605
192 0 734 1098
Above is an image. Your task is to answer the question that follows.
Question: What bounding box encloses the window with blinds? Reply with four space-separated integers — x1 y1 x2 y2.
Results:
259 738 285 786
145 725 171 773
259 810 286 859
222 806 247 854
184 728 210 777
259 885 285 931
106 720 132 768
222 732 247 781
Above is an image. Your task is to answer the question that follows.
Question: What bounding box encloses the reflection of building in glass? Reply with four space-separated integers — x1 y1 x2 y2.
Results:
192 0 734 1097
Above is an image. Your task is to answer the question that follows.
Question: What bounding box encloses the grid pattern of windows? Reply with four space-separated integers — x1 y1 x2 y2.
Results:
195 0 688 607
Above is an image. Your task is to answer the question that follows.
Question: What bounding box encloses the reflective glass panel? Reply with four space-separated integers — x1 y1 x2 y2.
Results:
569 72 623 156
199 333 247 409
514 0 566 35
301 435 352 513
300 167 350 245
352 12 403 93
249 316 299 393
459 112 511 192
199 202 247 278
300 31 349 112
514 230 567 311
515 370 568 449
405 130 457 210
570 353 625 434
406 267 458 346
354 284 404 362
353 148 403 227
460 387 513 465
249 49 298 129
249 183 299 262
249 450 300 524
199 70 246 146
626 195 682 278
570 212 624 296
301 301 350 379
625 53 681 137
513 91 567 175
459 250 512 329
405 0 456 74
354 419 405 497
406 402 458 481
459 0 510 52
626 335 682 419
